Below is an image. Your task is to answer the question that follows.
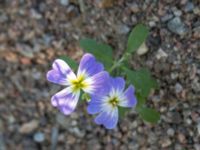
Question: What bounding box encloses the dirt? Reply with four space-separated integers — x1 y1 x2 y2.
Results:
0 0 200 150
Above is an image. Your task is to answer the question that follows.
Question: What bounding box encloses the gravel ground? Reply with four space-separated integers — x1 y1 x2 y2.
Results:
0 0 200 150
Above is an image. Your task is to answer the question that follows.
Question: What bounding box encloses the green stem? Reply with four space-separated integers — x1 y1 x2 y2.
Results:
109 53 130 73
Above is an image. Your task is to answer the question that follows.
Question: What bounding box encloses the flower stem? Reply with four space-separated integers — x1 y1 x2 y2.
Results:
109 53 130 73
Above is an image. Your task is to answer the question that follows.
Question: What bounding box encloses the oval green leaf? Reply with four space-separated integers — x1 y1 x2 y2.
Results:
124 67 158 98
79 38 113 69
126 24 149 53
139 107 160 123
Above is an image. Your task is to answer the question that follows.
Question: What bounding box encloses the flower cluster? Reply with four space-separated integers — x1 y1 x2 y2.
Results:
47 53 137 129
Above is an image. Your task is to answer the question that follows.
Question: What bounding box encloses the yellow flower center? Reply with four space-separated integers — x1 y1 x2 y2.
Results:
109 96 119 107
70 75 88 92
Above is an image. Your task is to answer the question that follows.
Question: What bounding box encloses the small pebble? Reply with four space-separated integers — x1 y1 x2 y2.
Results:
19 120 39 134
60 0 69 6
194 144 200 150
34 132 45 143
136 43 148 55
173 10 182 16
193 7 200 15
177 133 186 144
67 135 76 144
131 15 137 24
117 24 130 34
175 83 183 93
51 127 59 150
174 144 183 150
161 138 172 148
197 122 200 135
17 44 34 58
161 14 173 22
185 118 192 125
72 127 85 138
149 21 156 27
130 3 140 13
56 113 70 128
184 2 194 12
0 133 6 150
156 48 168 60
167 17 188 35
167 128 175 136
30 9 42 19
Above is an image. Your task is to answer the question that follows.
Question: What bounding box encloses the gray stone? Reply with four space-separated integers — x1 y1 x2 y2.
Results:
148 132 157 144
0 14 8 23
0 133 6 150
184 2 194 12
71 127 85 138
185 118 192 125
194 7 200 15
171 72 178 79
166 112 182 124
192 78 200 92
56 113 70 129
131 15 137 24
32 71 42 80
130 3 140 13
87 139 101 150
161 14 173 22
156 48 168 59
167 128 175 136
17 44 34 58
0 119 3 132
51 127 59 150
128 142 139 150
8 115 15 124
43 34 54 46
175 83 183 93
32 42 43 52
194 144 200 150
71 120 77 126
60 0 69 6
197 122 200 135
118 24 130 34
173 10 182 16
149 21 156 27
174 144 183 150
167 17 188 35
30 9 42 19
34 132 45 143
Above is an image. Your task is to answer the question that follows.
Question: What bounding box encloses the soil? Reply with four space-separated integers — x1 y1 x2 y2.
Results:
0 0 200 150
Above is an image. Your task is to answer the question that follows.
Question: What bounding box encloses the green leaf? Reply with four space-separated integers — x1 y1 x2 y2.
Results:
79 38 113 69
138 107 160 123
124 68 158 98
118 106 130 118
126 24 149 53
135 93 146 110
59 55 78 70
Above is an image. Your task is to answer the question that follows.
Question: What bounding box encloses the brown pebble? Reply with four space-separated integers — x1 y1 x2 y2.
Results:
3 52 18 62
19 120 39 134
20 57 31 65
177 133 186 144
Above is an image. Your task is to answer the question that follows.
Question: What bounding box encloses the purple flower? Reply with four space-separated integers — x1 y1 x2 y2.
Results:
47 53 109 115
87 77 137 129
